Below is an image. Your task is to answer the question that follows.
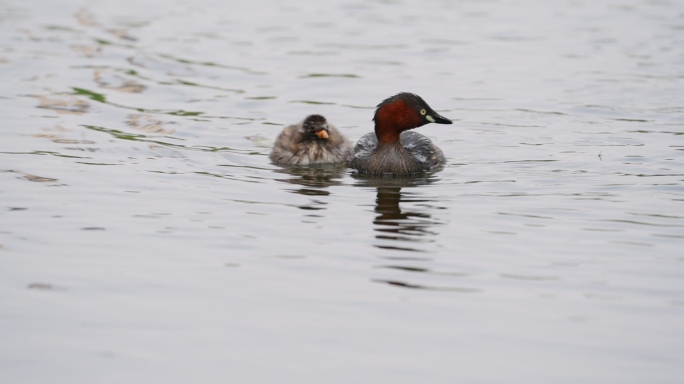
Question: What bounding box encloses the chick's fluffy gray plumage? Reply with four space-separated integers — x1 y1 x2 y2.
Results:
269 117 352 165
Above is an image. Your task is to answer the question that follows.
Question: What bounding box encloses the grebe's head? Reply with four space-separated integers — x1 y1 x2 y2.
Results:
373 93 452 143
301 114 330 140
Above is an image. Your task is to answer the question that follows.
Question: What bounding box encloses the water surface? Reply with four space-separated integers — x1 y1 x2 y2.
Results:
1 0 683 383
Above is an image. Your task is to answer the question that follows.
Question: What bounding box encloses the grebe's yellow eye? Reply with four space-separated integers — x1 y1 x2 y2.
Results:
420 109 427 115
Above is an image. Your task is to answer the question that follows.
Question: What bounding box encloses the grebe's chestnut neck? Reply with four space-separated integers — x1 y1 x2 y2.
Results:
373 93 452 144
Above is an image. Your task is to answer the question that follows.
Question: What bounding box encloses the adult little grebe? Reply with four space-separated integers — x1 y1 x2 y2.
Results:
270 114 352 165
350 93 452 176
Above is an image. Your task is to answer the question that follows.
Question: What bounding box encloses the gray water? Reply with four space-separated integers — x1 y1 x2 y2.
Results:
1 0 683 382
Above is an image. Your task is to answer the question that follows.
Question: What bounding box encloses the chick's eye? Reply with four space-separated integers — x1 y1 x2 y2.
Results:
420 109 427 115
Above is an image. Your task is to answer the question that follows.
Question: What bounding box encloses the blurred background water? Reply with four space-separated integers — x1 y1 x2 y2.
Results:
1 0 683 382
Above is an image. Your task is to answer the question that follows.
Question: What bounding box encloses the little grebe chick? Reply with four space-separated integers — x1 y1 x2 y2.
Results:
270 114 352 165
350 93 452 176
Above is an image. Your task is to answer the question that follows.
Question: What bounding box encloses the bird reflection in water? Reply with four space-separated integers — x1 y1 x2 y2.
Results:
374 187 439 252
272 164 347 211
354 175 444 254
355 175 458 290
